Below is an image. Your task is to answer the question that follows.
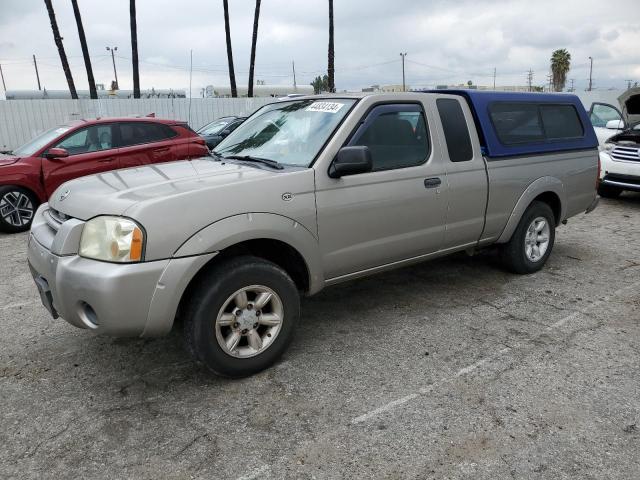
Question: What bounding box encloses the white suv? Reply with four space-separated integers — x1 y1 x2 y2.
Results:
588 88 640 198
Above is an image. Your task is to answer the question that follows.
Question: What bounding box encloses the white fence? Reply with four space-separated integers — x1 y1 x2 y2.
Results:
0 97 273 150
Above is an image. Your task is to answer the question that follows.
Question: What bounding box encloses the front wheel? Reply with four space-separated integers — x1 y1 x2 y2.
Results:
183 256 300 377
0 186 38 233
501 201 556 274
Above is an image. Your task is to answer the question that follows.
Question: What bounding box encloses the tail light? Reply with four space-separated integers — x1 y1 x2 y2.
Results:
596 153 601 189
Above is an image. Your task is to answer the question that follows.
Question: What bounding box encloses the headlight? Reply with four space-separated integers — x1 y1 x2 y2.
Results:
79 216 144 263
603 142 615 151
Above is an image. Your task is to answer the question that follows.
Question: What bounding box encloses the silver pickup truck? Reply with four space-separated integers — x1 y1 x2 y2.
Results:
28 91 599 377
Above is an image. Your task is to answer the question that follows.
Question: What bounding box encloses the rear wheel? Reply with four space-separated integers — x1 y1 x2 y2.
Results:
183 256 300 377
597 183 622 199
0 186 38 233
501 201 556 274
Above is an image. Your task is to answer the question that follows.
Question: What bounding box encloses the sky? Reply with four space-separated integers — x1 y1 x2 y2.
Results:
0 0 639 96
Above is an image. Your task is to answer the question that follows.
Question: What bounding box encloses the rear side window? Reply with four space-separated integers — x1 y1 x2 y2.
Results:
489 103 544 144
540 105 583 139
489 102 584 145
119 122 177 147
350 104 429 171
436 98 473 162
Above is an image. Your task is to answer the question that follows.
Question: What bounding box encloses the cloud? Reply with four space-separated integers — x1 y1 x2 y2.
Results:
0 0 638 93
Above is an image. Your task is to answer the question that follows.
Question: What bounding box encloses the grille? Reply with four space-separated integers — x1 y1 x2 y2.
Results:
610 145 640 162
44 208 70 232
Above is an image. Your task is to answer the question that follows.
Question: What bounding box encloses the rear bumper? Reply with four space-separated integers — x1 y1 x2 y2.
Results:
27 233 216 337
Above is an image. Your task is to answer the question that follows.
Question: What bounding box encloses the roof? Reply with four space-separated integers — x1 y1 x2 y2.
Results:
426 90 598 157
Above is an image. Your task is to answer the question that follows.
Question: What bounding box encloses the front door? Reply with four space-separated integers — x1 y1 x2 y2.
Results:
42 124 118 196
315 102 447 280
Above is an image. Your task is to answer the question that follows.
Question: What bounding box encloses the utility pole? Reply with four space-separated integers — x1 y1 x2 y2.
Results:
292 60 297 91
106 46 119 89
526 69 533 92
625 80 633 90
493 67 496 90
588 56 593 91
188 50 193 126
546 73 552 92
33 54 41 90
0 63 6 92
569 78 575 92
400 52 407 92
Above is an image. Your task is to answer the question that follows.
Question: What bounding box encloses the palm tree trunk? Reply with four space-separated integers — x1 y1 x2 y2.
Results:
247 0 261 98
223 0 237 97
44 0 78 99
70 0 97 99
130 0 140 98
327 0 335 93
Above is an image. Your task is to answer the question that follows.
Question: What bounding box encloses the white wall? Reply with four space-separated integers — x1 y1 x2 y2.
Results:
0 97 272 150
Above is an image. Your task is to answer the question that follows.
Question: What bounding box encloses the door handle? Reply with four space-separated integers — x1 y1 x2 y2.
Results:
98 157 115 163
424 177 442 189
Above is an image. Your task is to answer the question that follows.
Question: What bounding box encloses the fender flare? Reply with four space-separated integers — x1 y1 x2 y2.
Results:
496 176 566 244
174 213 324 294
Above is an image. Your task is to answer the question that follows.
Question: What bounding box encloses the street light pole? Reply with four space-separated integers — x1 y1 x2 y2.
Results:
106 46 119 89
400 52 407 92
0 63 6 93
588 56 593 92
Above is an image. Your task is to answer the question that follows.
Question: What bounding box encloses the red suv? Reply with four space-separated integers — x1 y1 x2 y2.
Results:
0 117 208 232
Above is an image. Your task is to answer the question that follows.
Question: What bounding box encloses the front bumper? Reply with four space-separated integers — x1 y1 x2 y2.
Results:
27 233 216 337
599 151 640 191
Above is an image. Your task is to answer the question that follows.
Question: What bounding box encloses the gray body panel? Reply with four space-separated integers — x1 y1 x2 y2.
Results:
28 93 598 337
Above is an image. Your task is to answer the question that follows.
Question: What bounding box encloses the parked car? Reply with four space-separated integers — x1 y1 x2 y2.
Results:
196 116 245 149
28 92 599 377
0 117 208 233
587 88 640 198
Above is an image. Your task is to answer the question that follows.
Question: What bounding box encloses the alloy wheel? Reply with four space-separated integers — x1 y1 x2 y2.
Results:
0 191 34 227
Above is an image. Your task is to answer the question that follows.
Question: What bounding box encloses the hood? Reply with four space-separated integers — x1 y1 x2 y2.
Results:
607 127 640 145
0 152 20 166
49 158 279 220
618 87 640 125
49 157 317 261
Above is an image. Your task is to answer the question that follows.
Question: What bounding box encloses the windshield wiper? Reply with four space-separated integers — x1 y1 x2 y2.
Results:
222 155 284 170
0 150 13 155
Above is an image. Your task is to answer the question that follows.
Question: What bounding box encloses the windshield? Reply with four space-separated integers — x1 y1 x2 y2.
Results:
13 125 73 157
214 99 356 167
198 119 232 136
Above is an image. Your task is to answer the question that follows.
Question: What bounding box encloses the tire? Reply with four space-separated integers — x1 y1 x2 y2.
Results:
183 255 300 378
597 184 622 199
501 201 556 274
0 186 38 233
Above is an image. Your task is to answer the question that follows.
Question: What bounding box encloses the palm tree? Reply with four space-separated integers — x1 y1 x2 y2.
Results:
70 0 97 99
551 49 571 92
247 0 261 98
44 0 78 99
223 0 237 97
327 0 335 93
130 0 140 98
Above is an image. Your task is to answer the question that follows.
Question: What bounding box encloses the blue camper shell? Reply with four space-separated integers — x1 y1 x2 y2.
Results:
426 90 598 158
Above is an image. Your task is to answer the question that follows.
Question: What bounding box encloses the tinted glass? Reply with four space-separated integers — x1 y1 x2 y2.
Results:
489 103 544 144
54 125 113 155
436 98 473 162
541 105 583 139
351 106 429 171
119 122 176 147
198 119 231 135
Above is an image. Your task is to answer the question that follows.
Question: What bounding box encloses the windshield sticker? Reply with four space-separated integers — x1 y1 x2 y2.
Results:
305 101 345 113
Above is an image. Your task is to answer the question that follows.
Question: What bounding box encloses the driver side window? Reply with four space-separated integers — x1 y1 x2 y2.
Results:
54 125 113 155
590 103 622 128
349 104 430 172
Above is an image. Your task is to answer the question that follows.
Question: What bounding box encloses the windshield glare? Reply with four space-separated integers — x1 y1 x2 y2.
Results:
214 99 356 167
13 125 72 157
199 119 231 136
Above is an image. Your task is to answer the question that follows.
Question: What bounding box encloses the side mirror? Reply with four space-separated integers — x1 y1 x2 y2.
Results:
44 147 69 159
606 119 625 130
328 146 373 178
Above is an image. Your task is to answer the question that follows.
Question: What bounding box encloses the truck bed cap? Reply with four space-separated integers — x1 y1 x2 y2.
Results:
427 90 598 158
